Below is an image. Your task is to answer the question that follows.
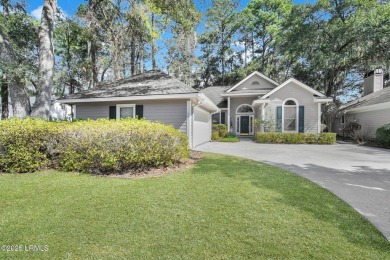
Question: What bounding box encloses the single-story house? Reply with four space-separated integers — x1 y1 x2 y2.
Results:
334 69 390 137
58 70 219 148
200 71 332 135
59 70 332 147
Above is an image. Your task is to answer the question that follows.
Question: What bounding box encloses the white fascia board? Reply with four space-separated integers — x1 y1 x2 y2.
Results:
226 71 279 93
57 93 199 104
346 102 390 114
314 97 333 103
262 78 326 99
221 93 265 97
252 99 271 107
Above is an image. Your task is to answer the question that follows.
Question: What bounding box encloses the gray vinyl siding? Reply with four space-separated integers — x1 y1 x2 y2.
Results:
143 102 187 133
75 100 188 133
267 81 319 134
76 105 109 120
234 74 277 91
336 108 390 138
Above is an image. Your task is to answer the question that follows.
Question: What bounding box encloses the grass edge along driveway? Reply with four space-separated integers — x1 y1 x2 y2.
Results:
1 153 389 259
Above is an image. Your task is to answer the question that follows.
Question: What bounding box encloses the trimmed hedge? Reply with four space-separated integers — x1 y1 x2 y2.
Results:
212 124 228 138
255 132 336 144
0 118 189 174
376 123 390 147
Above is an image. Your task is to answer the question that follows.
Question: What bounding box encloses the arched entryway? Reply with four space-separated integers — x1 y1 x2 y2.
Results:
235 104 254 136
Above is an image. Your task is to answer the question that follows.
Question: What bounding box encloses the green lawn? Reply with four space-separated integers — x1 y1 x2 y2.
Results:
0 153 389 259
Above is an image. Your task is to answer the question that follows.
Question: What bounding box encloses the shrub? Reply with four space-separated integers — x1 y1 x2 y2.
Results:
211 131 220 141
0 118 189 174
0 118 63 173
218 136 240 142
318 133 337 144
376 123 390 147
305 134 318 144
255 132 337 144
212 124 228 138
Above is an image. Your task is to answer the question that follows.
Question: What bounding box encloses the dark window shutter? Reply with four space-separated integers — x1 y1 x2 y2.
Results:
135 105 144 119
276 106 282 131
109 106 116 119
299 106 304 132
221 112 226 124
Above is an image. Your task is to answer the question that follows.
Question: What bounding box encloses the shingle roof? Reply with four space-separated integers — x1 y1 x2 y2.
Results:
340 86 390 111
60 70 198 99
199 86 230 108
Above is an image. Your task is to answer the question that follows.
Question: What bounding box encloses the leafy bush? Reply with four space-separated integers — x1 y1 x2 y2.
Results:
255 132 336 144
305 134 319 144
0 118 189 174
218 136 240 142
376 123 390 147
212 124 228 138
318 133 337 144
0 119 62 173
211 131 220 141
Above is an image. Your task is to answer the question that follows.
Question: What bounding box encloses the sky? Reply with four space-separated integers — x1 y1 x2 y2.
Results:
25 0 315 71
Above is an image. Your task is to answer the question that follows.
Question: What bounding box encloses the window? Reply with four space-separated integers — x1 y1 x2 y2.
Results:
116 104 135 119
341 115 345 124
283 99 298 132
236 104 254 114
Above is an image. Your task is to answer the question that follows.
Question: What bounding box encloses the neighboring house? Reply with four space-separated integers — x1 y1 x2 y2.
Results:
0 96 71 120
201 71 332 135
335 69 390 138
58 70 219 148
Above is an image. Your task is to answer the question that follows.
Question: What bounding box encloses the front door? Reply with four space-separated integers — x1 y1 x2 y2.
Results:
240 116 250 134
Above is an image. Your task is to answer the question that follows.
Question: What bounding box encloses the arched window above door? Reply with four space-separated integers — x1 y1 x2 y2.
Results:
236 104 254 114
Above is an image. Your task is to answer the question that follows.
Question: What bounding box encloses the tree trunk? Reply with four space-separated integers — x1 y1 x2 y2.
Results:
151 14 157 70
1 0 10 119
10 76 31 117
90 40 99 87
0 27 30 117
130 37 136 76
31 0 56 119
1 74 9 119
88 0 98 88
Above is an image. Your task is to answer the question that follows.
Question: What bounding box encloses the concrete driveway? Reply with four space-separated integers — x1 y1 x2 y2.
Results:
196 140 390 241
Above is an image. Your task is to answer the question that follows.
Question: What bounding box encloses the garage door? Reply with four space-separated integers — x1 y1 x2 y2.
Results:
193 106 211 147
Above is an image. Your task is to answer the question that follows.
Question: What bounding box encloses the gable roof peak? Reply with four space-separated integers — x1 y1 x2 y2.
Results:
226 71 279 93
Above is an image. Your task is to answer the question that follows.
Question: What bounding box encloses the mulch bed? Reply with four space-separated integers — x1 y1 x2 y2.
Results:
108 151 203 179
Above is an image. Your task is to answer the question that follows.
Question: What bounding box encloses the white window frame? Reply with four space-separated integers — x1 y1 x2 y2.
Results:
235 115 254 135
236 104 254 114
116 104 136 120
282 98 299 132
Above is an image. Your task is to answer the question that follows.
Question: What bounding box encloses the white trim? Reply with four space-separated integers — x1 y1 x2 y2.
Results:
226 71 279 92
58 93 199 104
236 104 254 114
235 115 254 135
252 99 270 107
221 92 268 97
346 102 390 114
282 98 299 132
314 97 333 103
227 97 231 132
186 101 193 148
261 104 265 132
317 103 321 134
262 78 326 99
116 104 136 119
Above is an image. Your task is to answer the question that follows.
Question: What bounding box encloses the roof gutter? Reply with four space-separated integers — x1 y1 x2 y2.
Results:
197 93 220 114
57 93 200 104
